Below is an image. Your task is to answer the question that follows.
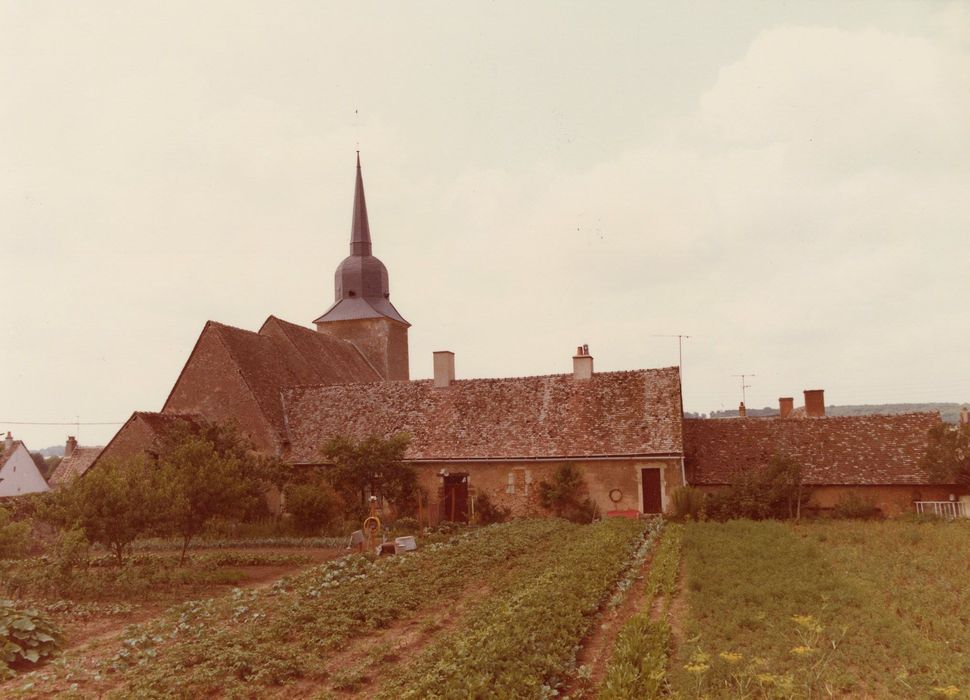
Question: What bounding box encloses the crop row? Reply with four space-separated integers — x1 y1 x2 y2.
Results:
110 519 568 698
599 523 683 699
378 517 647 699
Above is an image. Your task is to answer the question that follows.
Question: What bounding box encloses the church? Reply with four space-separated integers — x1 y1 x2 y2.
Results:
84 156 962 520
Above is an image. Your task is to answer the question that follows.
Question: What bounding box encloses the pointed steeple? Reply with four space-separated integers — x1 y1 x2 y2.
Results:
350 152 372 256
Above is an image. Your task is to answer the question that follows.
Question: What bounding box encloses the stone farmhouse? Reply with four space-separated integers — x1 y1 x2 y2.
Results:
0 432 49 498
85 156 963 520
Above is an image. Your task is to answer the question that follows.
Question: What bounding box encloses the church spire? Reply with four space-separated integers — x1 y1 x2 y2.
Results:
350 151 372 256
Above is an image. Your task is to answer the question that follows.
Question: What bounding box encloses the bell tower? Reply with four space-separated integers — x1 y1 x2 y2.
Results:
314 154 410 381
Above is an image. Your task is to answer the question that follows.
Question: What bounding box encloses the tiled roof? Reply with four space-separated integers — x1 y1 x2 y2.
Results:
48 446 103 487
134 411 204 440
684 413 943 485
283 367 683 463
166 318 382 442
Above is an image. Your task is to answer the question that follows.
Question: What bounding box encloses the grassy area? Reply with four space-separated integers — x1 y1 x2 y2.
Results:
671 519 970 699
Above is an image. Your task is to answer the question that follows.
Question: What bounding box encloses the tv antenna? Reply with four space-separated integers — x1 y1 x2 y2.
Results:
651 334 691 372
731 374 755 406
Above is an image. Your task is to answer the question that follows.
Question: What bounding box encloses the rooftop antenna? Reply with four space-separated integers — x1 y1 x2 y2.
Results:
731 374 756 407
652 334 691 373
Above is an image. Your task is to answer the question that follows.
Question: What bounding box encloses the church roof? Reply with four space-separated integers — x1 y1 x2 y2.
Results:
314 154 408 327
683 412 942 486
282 367 684 463
163 317 381 445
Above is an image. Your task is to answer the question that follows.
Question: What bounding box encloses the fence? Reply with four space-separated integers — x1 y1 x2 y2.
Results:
914 501 967 520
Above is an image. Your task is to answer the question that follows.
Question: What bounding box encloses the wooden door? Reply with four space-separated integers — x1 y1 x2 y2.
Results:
443 473 469 522
641 468 663 514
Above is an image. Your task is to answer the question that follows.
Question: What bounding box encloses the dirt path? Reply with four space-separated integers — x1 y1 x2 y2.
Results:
560 550 656 699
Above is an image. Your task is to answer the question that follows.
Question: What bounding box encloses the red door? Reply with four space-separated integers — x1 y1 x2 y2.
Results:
641 469 663 514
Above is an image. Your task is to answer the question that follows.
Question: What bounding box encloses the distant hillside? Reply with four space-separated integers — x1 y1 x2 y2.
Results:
36 445 65 457
705 403 966 423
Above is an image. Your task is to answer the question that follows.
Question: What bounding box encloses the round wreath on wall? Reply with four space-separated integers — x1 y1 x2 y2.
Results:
609 488 623 503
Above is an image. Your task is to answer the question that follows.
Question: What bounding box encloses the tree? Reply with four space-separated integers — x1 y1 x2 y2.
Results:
921 422 970 486
156 434 254 564
320 434 414 518
705 454 808 521
538 463 599 523
43 456 163 565
284 474 344 535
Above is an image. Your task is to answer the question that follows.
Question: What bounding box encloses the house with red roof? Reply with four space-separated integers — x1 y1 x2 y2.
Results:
48 436 103 488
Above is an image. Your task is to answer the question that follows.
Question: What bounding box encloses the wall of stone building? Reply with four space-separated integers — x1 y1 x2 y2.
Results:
314 317 409 381
412 457 684 520
162 327 278 451
692 483 968 518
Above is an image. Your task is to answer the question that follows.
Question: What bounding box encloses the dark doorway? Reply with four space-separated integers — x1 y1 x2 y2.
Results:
442 473 469 522
641 468 663 514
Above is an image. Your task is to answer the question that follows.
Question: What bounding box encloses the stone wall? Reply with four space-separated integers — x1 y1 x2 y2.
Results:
314 317 409 381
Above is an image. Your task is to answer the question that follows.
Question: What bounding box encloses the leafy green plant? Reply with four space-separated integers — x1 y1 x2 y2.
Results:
538 462 600 523
704 454 808 521
669 486 706 521
320 433 415 518
284 477 344 535
0 599 63 678
473 491 511 525
0 506 30 560
831 492 882 520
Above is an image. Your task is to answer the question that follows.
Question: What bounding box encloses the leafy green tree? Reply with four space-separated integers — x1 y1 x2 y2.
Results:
921 422 970 486
284 474 344 535
156 434 254 564
0 506 30 559
538 463 600 523
705 454 807 521
43 456 163 565
320 433 414 518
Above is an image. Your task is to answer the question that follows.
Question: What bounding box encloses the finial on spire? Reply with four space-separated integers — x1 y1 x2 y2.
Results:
350 152 372 256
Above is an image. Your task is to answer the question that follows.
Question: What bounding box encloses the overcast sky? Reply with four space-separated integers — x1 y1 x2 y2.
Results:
2 1 969 449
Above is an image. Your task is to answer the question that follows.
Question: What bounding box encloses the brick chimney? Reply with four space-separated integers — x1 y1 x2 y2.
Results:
65 435 78 458
4 431 12 452
779 397 794 419
960 407 969 426
804 389 825 418
738 402 747 418
572 344 593 380
433 351 455 388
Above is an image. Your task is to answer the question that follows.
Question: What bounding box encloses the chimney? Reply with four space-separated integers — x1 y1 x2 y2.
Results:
779 397 794 419
4 431 12 452
65 435 78 458
433 351 455 388
738 402 747 418
960 407 969 426
572 345 593 380
804 389 825 418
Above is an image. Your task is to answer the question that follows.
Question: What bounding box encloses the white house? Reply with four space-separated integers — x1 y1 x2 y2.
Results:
0 431 50 497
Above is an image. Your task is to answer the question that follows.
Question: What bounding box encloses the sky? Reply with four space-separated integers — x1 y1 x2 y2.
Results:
2 1 969 450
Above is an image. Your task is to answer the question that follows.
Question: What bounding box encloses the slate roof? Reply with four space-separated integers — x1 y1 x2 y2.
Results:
683 412 943 486
283 367 684 463
48 446 103 487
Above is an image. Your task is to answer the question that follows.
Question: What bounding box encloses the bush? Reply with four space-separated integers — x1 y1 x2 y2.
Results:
0 507 30 560
832 493 882 520
52 526 91 578
0 599 63 678
705 454 808 521
285 480 343 535
473 492 511 525
538 463 600 523
669 486 705 521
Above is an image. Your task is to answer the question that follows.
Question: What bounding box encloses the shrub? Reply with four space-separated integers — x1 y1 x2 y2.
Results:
538 462 600 523
285 479 343 535
473 492 511 525
52 526 91 578
705 454 808 521
832 492 882 520
0 599 63 677
0 507 30 560
669 486 705 521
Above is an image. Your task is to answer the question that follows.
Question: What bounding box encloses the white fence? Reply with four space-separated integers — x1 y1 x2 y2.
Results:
915 501 967 520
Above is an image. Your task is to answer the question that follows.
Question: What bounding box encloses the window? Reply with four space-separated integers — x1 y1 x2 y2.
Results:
506 468 533 495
